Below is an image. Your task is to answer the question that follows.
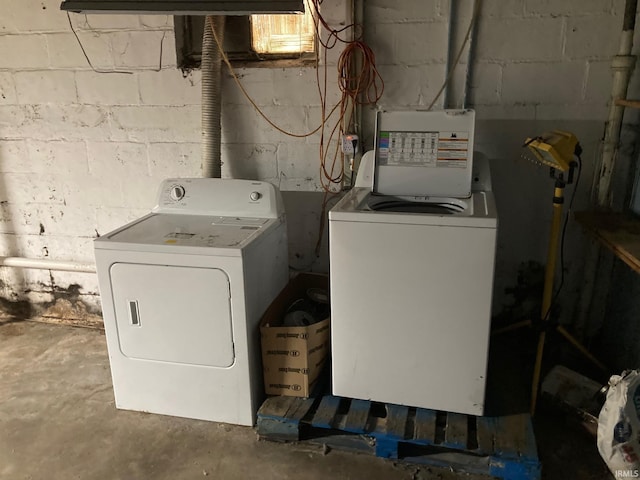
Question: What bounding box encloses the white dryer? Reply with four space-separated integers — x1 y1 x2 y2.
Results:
329 110 497 416
94 178 288 426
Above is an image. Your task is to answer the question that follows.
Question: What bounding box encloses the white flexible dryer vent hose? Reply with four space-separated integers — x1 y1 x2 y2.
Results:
202 16 226 179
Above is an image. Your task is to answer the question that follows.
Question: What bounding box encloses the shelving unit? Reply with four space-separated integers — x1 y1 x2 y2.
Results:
615 98 640 109
572 99 640 273
575 211 640 273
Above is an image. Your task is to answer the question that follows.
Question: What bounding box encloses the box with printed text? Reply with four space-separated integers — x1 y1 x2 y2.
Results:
260 273 330 397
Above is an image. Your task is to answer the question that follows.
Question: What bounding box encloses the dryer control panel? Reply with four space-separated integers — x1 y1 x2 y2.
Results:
153 178 284 219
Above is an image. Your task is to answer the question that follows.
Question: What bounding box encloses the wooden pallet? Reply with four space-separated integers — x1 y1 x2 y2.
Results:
257 395 541 480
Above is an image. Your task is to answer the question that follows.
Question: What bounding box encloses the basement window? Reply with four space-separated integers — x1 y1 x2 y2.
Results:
251 10 314 54
175 8 315 70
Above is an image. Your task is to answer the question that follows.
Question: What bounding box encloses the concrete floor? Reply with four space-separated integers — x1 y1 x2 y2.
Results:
0 320 490 480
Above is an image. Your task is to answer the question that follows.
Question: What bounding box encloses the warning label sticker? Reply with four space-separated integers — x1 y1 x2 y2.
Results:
378 130 469 168
437 131 469 168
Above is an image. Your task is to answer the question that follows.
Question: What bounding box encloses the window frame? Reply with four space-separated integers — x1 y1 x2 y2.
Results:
174 14 316 71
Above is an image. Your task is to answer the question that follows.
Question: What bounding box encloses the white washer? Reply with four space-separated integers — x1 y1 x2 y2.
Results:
329 110 497 416
94 178 288 426
329 188 497 416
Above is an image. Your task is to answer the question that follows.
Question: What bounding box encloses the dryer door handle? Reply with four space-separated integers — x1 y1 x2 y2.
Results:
128 300 141 327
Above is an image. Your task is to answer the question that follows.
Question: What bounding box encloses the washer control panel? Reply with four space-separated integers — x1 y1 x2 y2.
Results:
154 178 283 219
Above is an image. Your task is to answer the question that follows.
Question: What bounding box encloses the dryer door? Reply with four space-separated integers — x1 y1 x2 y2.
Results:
110 263 234 367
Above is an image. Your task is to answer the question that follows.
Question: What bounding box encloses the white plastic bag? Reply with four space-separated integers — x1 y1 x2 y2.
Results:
598 370 640 477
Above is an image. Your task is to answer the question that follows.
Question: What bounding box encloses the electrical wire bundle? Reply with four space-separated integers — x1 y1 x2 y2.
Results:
208 3 383 194
208 3 384 258
311 2 384 192
307 0 384 253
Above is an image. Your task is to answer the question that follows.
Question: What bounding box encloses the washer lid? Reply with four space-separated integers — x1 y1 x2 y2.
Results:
96 213 277 252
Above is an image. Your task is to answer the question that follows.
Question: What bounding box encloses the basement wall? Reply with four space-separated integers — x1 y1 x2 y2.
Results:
0 0 639 341
364 0 640 334
0 0 346 313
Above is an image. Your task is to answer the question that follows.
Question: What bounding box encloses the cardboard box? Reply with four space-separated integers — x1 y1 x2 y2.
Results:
260 273 330 397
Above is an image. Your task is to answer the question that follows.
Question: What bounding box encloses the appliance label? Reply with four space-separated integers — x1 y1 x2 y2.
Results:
378 130 469 168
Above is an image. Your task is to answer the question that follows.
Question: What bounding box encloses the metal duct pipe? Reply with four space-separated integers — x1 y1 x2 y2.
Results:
202 15 226 179
0 257 96 273
596 0 637 206
462 0 480 109
443 0 457 108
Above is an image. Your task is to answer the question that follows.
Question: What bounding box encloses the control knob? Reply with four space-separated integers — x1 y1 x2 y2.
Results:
170 185 186 201
250 191 262 201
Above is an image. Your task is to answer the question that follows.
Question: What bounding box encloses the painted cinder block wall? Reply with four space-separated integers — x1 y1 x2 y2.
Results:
0 0 347 312
0 0 639 344
365 0 640 344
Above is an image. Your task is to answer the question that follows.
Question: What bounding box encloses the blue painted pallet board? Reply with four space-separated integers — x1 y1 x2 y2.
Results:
257 395 541 480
